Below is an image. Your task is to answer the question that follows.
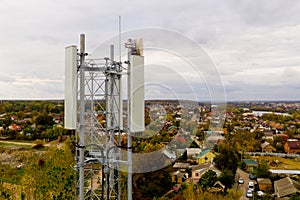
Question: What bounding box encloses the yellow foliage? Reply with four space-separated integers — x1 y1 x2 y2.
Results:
181 183 242 200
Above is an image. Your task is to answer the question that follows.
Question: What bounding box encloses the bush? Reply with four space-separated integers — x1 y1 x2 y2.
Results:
33 143 44 149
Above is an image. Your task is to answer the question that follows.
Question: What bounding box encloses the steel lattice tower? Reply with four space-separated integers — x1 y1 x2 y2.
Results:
65 34 144 200
65 34 122 200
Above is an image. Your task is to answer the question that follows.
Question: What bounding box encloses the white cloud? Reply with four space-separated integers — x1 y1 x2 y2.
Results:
0 0 299 100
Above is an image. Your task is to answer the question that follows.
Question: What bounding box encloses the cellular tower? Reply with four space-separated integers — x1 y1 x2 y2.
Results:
65 34 144 200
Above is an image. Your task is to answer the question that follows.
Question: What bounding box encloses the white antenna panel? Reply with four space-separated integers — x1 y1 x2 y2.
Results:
129 55 145 132
64 45 78 130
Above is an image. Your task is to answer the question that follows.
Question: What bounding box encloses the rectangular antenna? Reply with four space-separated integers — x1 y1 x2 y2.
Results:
129 55 145 132
64 45 78 130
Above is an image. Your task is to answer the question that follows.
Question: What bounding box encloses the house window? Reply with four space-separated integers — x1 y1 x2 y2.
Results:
195 173 199 177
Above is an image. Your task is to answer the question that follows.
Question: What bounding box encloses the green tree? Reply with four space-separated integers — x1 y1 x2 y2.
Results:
214 142 239 174
198 170 218 189
219 169 235 192
42 126 67 141
35 113 54 127
254 161 271 178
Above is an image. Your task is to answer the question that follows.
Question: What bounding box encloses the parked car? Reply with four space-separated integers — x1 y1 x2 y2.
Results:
249 173 256 180
248 181 254 192
246 190 253 198
238 178 244 184
257 191 265 197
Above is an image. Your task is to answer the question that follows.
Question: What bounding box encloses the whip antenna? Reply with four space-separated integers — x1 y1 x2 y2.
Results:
119 16 122 62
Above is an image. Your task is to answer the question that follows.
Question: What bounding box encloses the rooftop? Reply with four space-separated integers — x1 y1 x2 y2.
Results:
274 177 300 198
286 140 300 149
243 159 258 166
173 162 190 169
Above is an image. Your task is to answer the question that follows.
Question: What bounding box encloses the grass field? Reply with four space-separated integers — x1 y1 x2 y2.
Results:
253 155 300 170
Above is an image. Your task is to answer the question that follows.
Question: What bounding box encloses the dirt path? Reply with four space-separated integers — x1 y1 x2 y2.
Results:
0 140 35 146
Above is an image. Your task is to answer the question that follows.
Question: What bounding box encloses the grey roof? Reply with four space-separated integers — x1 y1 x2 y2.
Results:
261 141 270 149
192 163 211 171
192 163 221 176
173 162 190 169
274 177 300 198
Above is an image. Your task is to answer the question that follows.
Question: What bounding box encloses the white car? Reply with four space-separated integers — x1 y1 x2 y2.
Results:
238 178 244 184
248 181 254 191
257 191 265 197
246 190 253 198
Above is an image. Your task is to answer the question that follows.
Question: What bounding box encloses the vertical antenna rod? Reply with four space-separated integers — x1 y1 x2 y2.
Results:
119 16 122 63
79 33 86 200
127 39 133 200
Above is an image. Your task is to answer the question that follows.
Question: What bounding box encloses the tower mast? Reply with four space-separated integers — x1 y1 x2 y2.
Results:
65 34 144 200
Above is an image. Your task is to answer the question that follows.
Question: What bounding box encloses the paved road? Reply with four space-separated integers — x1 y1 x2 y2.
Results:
236 168 252 200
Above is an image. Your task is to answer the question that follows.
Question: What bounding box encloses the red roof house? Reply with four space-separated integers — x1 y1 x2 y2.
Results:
284 140 300 154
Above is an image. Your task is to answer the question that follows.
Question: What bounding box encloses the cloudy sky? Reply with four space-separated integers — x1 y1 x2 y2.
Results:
0 0 299 101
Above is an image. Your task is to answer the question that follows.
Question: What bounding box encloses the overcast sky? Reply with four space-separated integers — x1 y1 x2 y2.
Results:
0 0 299 101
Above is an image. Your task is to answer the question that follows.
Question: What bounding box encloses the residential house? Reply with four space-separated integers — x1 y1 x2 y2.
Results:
196 149 216 164
262 131 274 141
261 142 276 153
167 125 177 134
15 118 32 124
173 162 190 170
186 148 201 160
210 181 225 194
175 135 186 143
8 124 21 131
243 159 258 172
257 178 272 192
284 139 300 154
191 163 221 184
51 113 63 124
171 170 187 184
11 116 17 121
274 133 289 141
204 131 225 149
274 177 300 198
